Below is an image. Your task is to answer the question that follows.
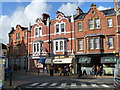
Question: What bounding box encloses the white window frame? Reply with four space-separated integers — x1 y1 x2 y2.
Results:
78 22 82 31
78 39 83 50
107 18 113 27
94 38 99 49
108 37 114 49
54 21 66 34
34 26 42 37
33 42 41 54
95 18 100 29
89 38 94 50
88 19 94 29
53 39 67 52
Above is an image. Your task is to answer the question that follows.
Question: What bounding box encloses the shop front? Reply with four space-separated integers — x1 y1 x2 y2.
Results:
45 57 75 74
101 56 117 75
77 56 92 75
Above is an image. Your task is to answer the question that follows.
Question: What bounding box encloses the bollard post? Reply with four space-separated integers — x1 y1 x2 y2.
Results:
9 71 12 86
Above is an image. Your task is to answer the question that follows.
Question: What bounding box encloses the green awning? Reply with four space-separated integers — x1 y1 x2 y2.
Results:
101 57 117 63
78 57 91 63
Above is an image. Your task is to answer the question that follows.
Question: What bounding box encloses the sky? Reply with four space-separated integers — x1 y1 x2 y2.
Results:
0 0 115 45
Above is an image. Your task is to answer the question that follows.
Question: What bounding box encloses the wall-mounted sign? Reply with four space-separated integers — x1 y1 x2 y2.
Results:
78 57 91 63
101 57 117 63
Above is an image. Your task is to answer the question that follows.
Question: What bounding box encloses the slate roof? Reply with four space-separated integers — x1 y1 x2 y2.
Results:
74 13 86 20
101 8 116 16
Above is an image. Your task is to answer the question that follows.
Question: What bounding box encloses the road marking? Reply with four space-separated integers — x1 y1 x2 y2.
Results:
39 83 48 86
71 83 76 87
30 83 39 87
91 84 99 87
101 84 110 88
50 83 57 86
81 83 87 87
60 83 67 86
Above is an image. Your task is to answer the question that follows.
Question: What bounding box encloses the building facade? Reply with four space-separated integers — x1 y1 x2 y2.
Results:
8 1 120 75
75 3 120 75
8 25 30 70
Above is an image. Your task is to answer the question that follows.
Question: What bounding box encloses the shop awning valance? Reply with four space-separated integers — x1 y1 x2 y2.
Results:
45 58 73 64
101 57 117 63
53 58 73 64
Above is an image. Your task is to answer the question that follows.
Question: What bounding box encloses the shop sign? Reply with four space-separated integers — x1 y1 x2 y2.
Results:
101 57 117 63
79 57 91 63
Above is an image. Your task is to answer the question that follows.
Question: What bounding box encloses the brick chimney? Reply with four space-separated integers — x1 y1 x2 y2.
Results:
114 0 119 11
76 7 83 16
91 4 96 9
42 13 50 21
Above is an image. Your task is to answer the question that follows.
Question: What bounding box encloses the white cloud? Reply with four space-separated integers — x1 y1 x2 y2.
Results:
97 6 111 10
58 1 84 16
0 0 52 44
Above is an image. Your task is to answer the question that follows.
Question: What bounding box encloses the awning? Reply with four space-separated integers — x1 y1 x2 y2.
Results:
78 57 91 63
45 58 52 64
38 58 46 63
53 58 73 64
101 57 117 63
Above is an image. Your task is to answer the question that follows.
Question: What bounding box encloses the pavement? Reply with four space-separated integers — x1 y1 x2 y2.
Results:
3 70 114 90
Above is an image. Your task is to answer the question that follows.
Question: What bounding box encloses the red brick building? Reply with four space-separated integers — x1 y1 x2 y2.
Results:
8 1 120 75
8 25 30 70
75 3 120 75
28 12 76 73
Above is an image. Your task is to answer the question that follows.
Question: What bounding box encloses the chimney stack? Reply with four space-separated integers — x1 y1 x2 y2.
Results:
76 7 83 16
91 4 96 9
42 13 50 21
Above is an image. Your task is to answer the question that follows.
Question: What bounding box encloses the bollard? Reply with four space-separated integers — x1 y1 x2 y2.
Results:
9 71 12 86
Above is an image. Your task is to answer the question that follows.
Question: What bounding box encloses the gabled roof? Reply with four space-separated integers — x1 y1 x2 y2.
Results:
101 8 116 16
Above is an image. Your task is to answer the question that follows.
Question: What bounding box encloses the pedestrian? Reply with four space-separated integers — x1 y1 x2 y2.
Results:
63 66 66 76
94 65 97 77
83 67 87 75
99 66 103 76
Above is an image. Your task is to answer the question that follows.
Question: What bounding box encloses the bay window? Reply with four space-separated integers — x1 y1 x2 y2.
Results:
78 40 83 50
108 37 114 49
53 40 67 52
